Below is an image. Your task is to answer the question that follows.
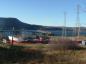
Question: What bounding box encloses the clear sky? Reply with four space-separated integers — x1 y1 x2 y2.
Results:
0 0 86 27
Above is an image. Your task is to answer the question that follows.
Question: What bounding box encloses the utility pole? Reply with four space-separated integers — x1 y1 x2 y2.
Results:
12 27 14 46
76 4 80 39
64 12 67 37
62 12 67 38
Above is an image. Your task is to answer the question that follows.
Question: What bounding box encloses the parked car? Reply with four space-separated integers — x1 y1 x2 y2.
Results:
22 36 50 44
23 37 34 42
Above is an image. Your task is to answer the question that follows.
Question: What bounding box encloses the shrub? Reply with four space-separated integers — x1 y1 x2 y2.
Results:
49 38 80 50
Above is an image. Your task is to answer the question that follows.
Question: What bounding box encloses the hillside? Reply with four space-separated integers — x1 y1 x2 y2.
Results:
0 18 45 30
0 17 86 36
0 17 67 31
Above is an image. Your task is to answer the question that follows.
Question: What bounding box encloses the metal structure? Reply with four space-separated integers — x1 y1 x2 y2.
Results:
62 12 67 38
76 4 80 39
12 27 14 46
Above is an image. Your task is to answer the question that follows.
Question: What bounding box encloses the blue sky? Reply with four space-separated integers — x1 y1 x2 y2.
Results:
0 0 86 27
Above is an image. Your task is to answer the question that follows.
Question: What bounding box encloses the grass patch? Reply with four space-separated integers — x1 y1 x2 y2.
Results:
0 44 85 64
